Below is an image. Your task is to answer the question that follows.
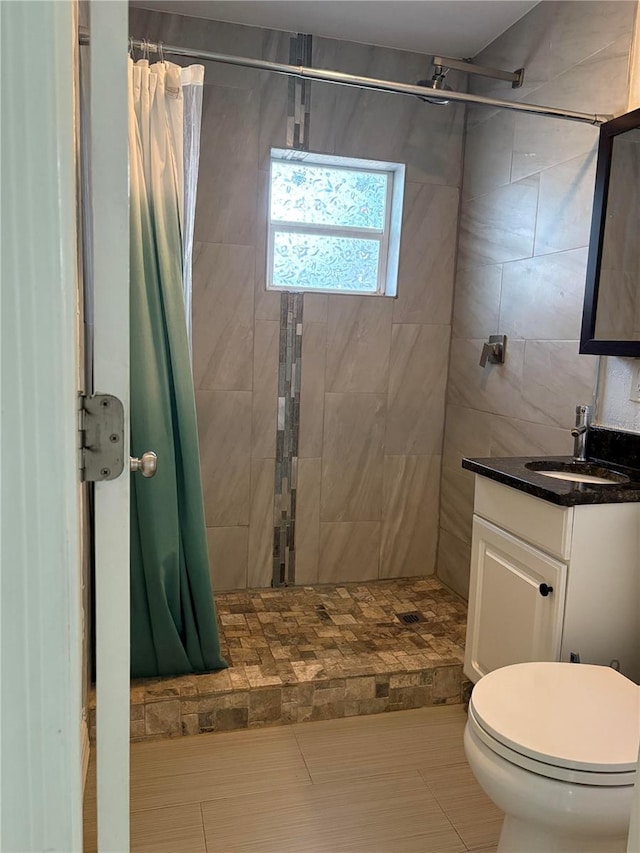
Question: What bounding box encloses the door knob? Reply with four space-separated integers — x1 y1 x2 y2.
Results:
130 451 157 478
539 583 553 597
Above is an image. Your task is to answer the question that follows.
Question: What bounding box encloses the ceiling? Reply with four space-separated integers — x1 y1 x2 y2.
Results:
130 1 539 57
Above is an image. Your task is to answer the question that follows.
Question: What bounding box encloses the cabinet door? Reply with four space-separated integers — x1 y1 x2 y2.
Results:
464 516 567 683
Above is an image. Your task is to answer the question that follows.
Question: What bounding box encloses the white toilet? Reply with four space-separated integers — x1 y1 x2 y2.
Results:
464 662 639 853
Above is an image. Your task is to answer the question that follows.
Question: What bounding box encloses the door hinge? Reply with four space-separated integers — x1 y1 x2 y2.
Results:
78 392 125 482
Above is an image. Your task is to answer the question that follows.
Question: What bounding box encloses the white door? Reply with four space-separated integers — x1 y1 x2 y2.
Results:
2 1 85 849
87 1 131 850
464 517 567 683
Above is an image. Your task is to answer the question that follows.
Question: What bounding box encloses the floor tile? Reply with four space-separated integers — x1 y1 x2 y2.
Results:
292 704 469 784
85 707 505 853
200 772 466 853
130 727 311 810
420 762 504 851
84 795 206 853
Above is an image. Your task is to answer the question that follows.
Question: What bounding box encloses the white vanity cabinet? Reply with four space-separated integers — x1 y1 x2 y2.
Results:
464 476 640 684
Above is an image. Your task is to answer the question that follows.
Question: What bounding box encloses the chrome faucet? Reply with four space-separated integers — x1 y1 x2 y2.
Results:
571 405 591 462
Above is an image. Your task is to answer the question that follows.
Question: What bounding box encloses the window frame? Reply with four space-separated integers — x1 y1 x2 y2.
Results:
266 148 405 298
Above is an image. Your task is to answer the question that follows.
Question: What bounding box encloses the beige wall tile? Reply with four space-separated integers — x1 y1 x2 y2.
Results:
552 35 631 115
436 529 472 601
322 36 464 188
401 99 465 187
468 2 632 117
511 112 598 183
304 294 328 324
442 405 493 472
248 459 275 588
321 393 386 522
490 415 574 458
299 323 327 459
466 3 555 103
534 153 596 256
439 468 475 545
332 88 417 164
447 338 525 420
452 265 502 341
128 7 265 89
392 183 459 326
458 175 539 269
325 296 393 394
254 170 281 322
192 242 254 391
521 340 596 428
547 1 635 80
403 101 465 188
318 522 380 583
380 455 440 578
499 249 588 341
462 110 515 200
196 391 252 526
386 324 450 455
296 458 321 585
206 527 248 591
258 72 288 172
252 321 279 458
194 85 258 246
259 35 338 167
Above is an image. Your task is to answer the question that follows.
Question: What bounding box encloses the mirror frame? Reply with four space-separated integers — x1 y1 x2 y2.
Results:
580 107 640 356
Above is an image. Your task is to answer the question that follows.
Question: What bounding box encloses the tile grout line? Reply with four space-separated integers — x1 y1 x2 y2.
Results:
290 723 316 786
418 771 471 852
199 801 208 853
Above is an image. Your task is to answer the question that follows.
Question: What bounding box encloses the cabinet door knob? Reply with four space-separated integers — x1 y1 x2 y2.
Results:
539 583 554 597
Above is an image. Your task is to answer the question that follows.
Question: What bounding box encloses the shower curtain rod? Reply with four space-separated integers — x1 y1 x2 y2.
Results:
78 29 610 125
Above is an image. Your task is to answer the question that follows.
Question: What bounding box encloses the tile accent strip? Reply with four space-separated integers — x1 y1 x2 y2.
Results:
272 292 304 586
286 33 312 149
271 33 312 587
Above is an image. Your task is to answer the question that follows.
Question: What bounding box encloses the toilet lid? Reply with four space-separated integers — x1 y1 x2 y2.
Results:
470 663 639 774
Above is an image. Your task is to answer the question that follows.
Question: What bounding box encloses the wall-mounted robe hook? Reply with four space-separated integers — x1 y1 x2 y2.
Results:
479 335 507 367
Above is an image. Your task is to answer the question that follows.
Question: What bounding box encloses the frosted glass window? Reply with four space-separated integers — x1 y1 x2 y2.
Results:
272 232 381 293
267 150 405 297
270 162 388 230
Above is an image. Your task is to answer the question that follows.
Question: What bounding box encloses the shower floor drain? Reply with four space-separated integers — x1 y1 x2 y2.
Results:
397 611 425 625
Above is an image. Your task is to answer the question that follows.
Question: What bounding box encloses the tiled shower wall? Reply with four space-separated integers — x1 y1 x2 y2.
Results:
437 0 637 598
129 7 465 589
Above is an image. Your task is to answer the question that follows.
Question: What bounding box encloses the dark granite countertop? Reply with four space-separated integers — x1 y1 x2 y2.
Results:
462 455 640 506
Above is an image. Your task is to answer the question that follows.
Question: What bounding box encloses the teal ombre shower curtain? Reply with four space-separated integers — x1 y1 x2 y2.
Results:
128 57 226 677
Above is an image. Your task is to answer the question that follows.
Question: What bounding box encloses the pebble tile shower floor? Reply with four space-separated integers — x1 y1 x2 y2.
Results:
90 577 470 742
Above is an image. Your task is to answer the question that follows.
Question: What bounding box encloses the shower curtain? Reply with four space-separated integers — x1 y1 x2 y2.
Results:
128 57 227 677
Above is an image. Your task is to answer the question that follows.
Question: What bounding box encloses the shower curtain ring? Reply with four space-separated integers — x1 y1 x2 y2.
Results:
142 38 150 61
158 40 165 64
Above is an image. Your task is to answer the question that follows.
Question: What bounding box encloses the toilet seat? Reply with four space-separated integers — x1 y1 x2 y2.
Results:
468 662 639 787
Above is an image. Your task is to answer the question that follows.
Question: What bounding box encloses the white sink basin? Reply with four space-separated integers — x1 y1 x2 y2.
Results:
524 461 630 485
535 470 619 484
